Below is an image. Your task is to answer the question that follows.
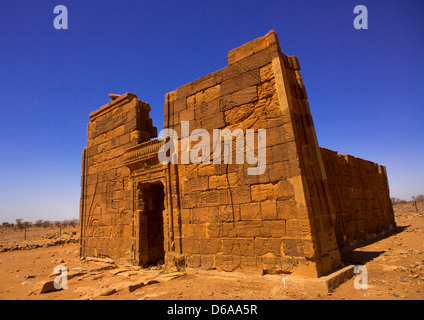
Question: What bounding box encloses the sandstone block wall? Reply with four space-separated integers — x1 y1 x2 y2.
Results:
164 31 342 277
320 148 396 249
80 93 157 260
80 30 396 278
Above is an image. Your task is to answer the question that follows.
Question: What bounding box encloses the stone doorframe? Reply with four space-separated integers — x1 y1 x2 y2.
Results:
124 137 183 266
131 169 167 266
133 180 165 265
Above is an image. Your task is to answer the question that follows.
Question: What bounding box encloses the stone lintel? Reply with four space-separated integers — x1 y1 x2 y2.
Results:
123 138 165 166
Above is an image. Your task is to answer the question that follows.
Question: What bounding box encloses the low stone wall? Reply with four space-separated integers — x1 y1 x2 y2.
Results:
320 148 396 249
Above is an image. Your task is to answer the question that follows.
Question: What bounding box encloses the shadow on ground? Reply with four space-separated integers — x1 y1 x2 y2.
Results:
339 225 410 265
341 250 385 265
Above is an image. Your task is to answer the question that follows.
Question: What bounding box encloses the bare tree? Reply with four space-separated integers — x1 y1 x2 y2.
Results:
69 219 79 228
415 194 424 202
35 220 44 227
2 222 14 228
22 221 32 228
42 220 51 228
15 219 24 229
63 220 71 227
391 198 406 205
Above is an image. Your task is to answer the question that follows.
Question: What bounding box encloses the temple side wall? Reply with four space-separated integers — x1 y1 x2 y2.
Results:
320 148 396 249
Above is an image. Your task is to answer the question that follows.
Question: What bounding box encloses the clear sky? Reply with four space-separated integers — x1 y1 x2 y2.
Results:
0 0 423 223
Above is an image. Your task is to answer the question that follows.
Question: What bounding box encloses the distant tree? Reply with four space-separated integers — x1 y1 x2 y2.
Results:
415 194 424 202
2 222 14 228
15 219 24 229
42 220 51 228
69 219 79 227
391 198 400 204
62 220 70 227
391 197 407 205
22 221 32 228
34 220 44 227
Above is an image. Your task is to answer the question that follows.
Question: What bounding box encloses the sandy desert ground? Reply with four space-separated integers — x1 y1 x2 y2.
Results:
0 203 423 300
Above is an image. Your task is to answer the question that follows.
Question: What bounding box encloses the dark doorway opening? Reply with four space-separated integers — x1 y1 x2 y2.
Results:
140 182 165 265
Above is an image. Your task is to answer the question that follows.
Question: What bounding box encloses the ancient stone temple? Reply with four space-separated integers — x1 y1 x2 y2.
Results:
79 31 396 278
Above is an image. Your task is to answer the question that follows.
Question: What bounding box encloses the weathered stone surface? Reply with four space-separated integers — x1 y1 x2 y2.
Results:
89 265 116 273
96 288 117 297
154 272 184 282
321 148 395 249
127 282 145 293
38 280 61 294
80 30 395 279
85 256 115 264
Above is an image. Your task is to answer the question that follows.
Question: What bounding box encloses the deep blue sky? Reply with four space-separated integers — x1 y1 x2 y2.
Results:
1 0 423 223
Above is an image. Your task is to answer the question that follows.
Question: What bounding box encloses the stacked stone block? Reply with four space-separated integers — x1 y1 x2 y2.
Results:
320 148 396 249
80 93 157 260
164 31 342 277
80 31 396 278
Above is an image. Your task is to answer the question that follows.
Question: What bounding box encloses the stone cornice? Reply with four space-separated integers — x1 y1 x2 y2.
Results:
123 138 165 165
89 93 138 121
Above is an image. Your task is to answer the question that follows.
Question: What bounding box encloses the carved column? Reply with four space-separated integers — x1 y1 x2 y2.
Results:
134 183 148 265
